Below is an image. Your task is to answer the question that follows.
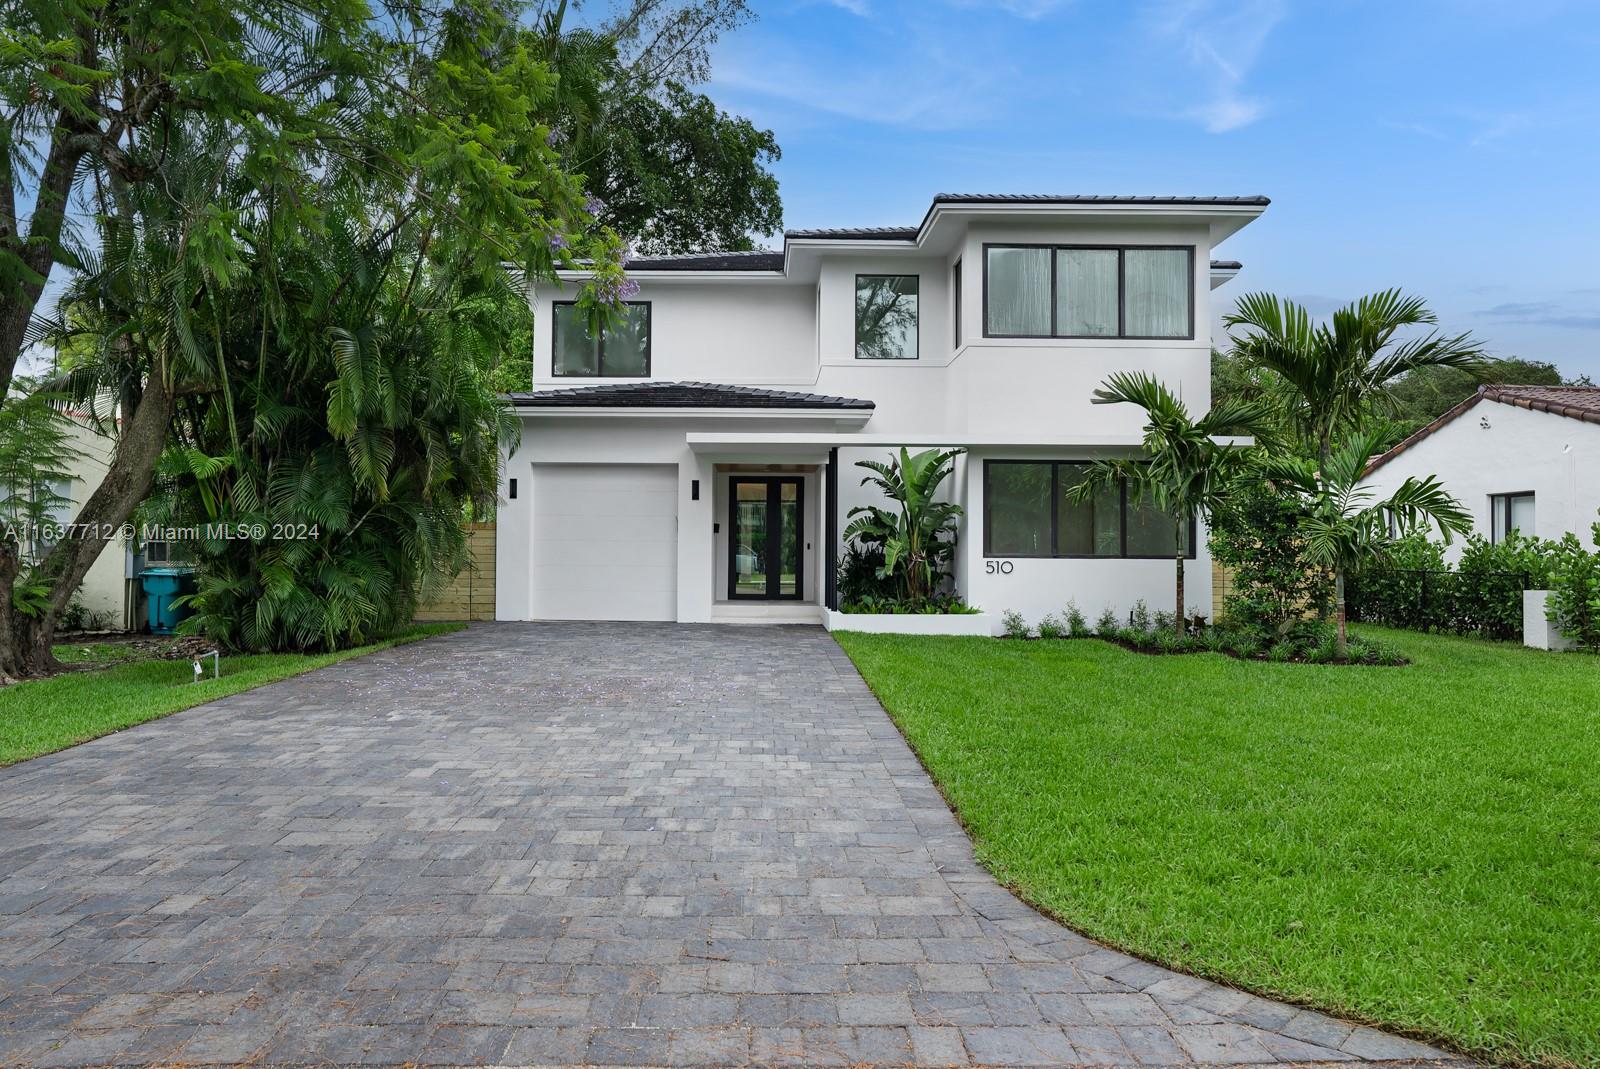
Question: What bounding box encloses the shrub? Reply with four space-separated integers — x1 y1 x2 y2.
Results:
837 542 897 605
1065 601 1088 636
1036 613 1066 639
1129 599 1153 634
1210 485 1329 635
1095 606 1119 637
1348 531 1560 640
1001 609 1030 639
1550 525 1600 651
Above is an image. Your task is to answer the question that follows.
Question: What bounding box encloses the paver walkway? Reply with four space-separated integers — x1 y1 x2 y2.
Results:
0 623 1461 1067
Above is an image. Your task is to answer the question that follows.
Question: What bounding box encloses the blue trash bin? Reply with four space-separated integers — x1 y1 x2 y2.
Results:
141 567 194 635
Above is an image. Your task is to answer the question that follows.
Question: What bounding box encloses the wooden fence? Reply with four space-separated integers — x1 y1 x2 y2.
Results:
415 523 496 621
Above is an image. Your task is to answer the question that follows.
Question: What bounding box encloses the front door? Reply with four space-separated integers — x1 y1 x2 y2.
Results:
728 477 804 600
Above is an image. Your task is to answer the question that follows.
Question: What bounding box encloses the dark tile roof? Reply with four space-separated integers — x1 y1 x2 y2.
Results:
1210 259 1243 270
930 192 1271 207
1365 385 1600 474
627 250 784 271
786 194 1269 242
509 381 875 411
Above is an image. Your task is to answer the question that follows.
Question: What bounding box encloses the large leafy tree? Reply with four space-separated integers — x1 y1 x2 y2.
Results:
1222 289 1489 465
1264 431 1472 658
1064 372 1268 635
2 0 624 676
531 0 781 254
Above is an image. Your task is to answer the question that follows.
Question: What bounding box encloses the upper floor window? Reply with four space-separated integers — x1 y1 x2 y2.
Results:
983 245 1193 340
1489 492 1534 543
553 301 651 376
984 460 1195 559
855 275 919 360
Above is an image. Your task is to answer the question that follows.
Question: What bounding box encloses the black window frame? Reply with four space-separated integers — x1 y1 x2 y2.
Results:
853 273 921 361
1488 491 1535 544
981 243 1196 341
982 459 1197 560
552 300 652 377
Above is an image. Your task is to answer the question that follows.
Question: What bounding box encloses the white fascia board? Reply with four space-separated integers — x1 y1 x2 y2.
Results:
686 432 1254 450
552 270 792 284
515 407 872 423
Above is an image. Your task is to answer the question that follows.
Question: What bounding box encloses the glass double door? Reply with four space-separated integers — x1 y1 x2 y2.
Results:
729 477 804 600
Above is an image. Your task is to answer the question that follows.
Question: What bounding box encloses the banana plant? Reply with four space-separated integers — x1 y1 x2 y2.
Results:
844 447 965 604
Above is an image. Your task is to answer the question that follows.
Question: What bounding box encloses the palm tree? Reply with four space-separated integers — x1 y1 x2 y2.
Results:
1264 430 1472 658
1064 372 1269 636
1223 290 1488 466
844 447 964 605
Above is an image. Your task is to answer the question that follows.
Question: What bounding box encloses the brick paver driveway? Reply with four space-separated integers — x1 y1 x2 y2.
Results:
0 623 1459 1068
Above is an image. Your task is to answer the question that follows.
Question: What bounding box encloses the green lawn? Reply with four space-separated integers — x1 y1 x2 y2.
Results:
833 627 1600 1069
1 623 464 766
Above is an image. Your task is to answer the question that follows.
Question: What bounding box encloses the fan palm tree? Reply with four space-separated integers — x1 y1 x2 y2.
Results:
1223 289 1488 466
1264 430 1472 658
844 447 964 604
1064 371 1270 636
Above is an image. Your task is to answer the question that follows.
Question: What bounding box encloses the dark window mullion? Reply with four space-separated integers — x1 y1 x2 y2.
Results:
1049 462 1060 557
1049 249 1058 338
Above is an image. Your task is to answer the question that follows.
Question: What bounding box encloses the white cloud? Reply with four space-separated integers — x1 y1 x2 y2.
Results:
712 31 1008 130
943 0 1073 18
821 0 871 16
1147 0 1285 132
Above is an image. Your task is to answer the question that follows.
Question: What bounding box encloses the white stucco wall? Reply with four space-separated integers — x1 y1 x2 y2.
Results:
1361 399 1600 561
501 211 1234 624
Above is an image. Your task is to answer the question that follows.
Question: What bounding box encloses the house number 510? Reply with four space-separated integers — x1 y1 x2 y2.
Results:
986 560 1014 575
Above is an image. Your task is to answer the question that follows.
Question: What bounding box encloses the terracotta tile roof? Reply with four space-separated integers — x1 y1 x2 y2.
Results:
1365 385 1600 474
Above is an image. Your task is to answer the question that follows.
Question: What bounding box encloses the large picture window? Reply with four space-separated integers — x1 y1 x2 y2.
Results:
855 275 920 359
553 301 651 376
983 244 1194 339
984 460 1194 559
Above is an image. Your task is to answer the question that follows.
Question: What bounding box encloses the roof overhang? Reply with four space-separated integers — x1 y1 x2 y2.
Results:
514 406 873 425
686 431 1253 455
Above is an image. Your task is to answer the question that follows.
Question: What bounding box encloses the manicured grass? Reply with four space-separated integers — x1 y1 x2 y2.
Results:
1 623 464 766
833 627 1600 1069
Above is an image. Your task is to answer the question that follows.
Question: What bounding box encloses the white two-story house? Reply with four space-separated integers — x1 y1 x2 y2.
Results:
494 192 1268 625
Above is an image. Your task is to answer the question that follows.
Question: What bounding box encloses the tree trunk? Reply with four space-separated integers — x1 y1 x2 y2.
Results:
1334 570 1348 661
0 374 176 679
1174 551 1186 637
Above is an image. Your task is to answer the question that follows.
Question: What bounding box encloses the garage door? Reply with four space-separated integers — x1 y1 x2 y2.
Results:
530 464 678 621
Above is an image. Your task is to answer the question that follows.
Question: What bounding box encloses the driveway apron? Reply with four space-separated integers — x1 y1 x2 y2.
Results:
0 623 1462 1067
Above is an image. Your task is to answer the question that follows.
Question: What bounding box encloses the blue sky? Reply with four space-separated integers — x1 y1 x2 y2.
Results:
704 0 1600 378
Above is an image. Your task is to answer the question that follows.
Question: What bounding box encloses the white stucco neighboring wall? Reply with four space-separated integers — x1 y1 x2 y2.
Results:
61 418 129 628
1362 399 1600 561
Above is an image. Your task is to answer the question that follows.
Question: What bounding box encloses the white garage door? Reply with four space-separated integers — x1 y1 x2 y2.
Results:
530 464 678 621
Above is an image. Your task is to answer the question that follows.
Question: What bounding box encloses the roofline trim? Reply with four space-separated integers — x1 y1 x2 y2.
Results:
1364 386 1600 476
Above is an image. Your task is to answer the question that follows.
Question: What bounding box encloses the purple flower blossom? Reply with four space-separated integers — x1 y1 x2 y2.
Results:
584 195 605 216
619 278 641 299
547 232 568 251
545 128 560 148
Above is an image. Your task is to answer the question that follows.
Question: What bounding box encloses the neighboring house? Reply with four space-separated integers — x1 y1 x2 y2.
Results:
496 192 1268 623
57 415 137 629
1363 385 1600 561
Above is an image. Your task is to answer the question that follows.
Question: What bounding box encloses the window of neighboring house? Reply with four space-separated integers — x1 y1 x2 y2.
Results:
552 301 651 376
855 275 919 360
983 244 1194 339
984 460 1195 558
1489 492 1535 543
952 260 962 348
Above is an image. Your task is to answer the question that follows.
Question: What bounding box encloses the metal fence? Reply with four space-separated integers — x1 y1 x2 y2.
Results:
1345 567 1537 640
